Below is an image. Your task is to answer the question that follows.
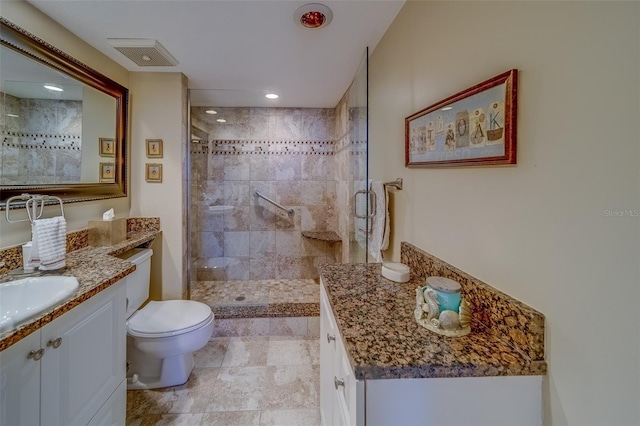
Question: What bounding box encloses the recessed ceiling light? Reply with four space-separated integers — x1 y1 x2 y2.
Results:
216 118 226 123
295 3 333 29
441 106 453 111
7 113 19 118
205 109 218 115
265 93 279 99
44 84 63 92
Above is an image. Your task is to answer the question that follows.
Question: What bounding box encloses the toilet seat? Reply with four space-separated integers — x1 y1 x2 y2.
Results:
127 300 213 338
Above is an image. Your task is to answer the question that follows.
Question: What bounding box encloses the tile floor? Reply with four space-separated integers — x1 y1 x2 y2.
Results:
126 335 321 426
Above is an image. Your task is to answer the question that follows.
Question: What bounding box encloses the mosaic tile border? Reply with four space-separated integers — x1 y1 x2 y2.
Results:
191 140 335 156
212 302 319 319
400 242 545 361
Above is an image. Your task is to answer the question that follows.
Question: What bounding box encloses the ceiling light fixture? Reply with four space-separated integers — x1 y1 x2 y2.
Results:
7 113 19 118
294 3 333 29
441 106 453 111
44 84 63 92
216 118 227 123
205 109 218 115
265 93 279 99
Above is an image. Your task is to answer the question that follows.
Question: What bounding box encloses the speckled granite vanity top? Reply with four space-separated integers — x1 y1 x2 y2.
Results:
0 228 160 352
318 260 547 381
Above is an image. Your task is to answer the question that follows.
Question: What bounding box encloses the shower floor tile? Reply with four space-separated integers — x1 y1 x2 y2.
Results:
191 279 320 318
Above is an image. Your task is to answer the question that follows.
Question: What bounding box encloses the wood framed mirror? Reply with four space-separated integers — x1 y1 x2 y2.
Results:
0 17 128 207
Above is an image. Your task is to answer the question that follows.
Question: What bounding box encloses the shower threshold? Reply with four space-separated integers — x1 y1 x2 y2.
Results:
190 279 320 319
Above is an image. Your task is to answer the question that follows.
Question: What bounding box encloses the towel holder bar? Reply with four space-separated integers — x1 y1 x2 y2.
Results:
5 193 65 224
384 178 403 190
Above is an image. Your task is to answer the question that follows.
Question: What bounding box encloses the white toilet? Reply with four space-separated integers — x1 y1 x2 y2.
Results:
119 248 214 390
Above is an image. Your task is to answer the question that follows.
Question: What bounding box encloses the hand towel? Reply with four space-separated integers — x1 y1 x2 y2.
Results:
368 180 390 262
31 216 67 270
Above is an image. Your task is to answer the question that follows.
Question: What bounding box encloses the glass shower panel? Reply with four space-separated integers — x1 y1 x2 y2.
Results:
348 48 369 264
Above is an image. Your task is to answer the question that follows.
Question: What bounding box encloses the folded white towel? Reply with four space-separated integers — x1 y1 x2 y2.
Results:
31 216 67 270
368 180 390 262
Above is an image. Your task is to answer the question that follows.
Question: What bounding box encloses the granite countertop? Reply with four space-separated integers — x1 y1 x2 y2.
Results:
0 230 161 352
318 263 547 381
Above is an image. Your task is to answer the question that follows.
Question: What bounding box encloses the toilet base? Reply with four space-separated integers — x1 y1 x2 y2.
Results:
126 340 196 390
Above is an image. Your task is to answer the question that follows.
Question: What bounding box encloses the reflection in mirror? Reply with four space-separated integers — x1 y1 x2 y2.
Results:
0 18 128 206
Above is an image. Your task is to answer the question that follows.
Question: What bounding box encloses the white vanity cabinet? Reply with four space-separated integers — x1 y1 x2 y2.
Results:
0 279 126 426
320 280 543 426
320 284 364 426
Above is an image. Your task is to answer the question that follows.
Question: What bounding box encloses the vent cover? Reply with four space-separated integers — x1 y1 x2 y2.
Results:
108 38 178 67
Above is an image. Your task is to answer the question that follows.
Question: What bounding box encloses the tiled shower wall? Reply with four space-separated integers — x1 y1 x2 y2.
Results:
190 107 337 280
0 93 82 185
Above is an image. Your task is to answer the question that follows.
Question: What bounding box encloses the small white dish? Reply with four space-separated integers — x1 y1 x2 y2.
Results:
381 262 410 283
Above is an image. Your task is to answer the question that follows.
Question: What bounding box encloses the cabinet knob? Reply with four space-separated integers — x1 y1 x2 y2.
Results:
334 376 345 390
27 348 44 361
327 333 336 344
47 337 62 349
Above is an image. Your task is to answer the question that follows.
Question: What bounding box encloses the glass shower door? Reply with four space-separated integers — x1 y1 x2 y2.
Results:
347 48 369 264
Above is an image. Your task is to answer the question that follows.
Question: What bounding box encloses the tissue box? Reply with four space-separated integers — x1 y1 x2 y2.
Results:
88 218 127 246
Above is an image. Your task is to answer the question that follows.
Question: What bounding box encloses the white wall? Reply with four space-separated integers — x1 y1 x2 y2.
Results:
0 0 130 248
129 72 186 300
369 2 639 425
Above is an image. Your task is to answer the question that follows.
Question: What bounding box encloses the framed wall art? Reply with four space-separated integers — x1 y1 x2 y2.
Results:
145 163 162 183
405 69 517 167
99 162 115 182
99 137 115 157
146 139 163 158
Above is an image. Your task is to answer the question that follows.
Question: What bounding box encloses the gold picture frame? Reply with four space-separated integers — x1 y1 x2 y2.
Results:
99 137 115 157
145 163 163 183
99 162 116 182
146 139 163 158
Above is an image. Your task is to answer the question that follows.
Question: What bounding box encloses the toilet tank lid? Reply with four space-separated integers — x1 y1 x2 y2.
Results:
127 300 212 336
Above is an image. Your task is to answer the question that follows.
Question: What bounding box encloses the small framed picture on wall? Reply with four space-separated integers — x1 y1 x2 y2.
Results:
99 162 115 182
145 163 162 183
146 139 163 158
99 137 115 157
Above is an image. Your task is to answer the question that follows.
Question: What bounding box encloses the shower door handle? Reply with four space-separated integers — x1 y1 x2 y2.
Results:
354 190 376 219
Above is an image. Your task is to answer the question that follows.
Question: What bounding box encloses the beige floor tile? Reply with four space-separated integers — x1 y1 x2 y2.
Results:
262 365 318 410
201 411 261 426
221 336 270 367
267 338 315 366
259 408 320 426
144 367 219 414
195 338 229 368
206 366 267 411
127 413 204 426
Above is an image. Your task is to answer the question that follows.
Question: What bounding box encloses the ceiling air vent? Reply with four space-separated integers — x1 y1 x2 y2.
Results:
107 38 178 67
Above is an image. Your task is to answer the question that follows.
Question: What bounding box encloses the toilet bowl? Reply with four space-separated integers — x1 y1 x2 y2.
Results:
118 249 214 390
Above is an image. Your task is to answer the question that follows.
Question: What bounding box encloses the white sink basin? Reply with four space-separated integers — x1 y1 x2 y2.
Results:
0 276 79 333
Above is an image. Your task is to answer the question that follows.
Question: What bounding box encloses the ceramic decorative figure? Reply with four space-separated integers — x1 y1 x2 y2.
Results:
414 278 471 337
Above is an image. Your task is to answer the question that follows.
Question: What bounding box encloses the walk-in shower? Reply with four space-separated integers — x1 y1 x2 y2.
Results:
187 50 369 319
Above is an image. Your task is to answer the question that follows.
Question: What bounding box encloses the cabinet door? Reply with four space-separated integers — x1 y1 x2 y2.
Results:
0 331 41 426
40 282 126 426
319 282 336 426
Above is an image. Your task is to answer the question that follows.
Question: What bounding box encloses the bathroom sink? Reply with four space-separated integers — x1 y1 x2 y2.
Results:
0 276 79 333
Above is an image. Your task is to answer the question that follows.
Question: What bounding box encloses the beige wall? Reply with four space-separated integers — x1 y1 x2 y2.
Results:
129 72 186 300
0 0 130 248
369 1 639 425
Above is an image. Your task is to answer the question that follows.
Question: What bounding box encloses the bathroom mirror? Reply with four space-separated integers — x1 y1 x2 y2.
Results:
0 17 128 206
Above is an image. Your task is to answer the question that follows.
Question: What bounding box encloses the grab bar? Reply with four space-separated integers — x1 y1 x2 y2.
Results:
254 190 294 216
